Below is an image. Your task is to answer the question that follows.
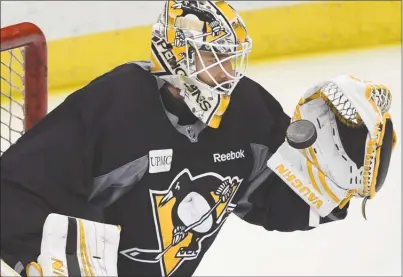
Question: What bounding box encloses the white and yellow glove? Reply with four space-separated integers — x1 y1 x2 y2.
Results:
25 214 121 277
268 74 397 221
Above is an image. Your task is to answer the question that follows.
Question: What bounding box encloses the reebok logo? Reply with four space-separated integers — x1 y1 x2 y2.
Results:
213 149 245 163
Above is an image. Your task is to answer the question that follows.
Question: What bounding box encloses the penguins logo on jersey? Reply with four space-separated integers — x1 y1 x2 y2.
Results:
121 168 243 276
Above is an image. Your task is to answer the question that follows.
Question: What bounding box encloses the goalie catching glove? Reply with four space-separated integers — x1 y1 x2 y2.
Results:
267 74 397 219
25 214 121 277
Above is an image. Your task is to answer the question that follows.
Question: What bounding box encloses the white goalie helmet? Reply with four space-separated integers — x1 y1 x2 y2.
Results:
150 0 252 128
268 74 397 217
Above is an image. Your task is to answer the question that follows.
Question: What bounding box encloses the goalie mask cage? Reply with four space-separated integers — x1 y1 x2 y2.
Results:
1 22 48 155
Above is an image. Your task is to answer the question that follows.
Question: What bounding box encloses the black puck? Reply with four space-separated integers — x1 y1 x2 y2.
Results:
286 119 317 149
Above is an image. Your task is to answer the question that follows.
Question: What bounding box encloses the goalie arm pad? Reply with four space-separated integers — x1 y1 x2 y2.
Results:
25 214 121 277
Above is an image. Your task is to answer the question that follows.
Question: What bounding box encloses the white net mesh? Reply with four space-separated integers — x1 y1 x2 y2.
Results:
1 47 26 155
321 82 361 125
368 84 392 114
320 81 392 128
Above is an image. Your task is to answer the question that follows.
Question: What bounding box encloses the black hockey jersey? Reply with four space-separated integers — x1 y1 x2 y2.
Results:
0 63 349 277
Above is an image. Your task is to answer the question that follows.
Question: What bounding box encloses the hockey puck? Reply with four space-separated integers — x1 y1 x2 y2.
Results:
286 120 317 149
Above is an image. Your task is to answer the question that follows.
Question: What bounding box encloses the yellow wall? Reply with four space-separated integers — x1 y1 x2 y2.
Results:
2 1 402 95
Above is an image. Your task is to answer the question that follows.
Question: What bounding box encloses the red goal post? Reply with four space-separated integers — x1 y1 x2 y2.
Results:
1 22 48 154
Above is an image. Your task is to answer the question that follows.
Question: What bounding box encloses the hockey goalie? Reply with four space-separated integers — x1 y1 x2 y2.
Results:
0 1 397 276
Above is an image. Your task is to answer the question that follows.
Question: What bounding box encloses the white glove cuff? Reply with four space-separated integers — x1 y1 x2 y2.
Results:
267 142 349 218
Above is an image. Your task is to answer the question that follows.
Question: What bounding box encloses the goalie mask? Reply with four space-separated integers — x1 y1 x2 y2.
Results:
268 74 397 218
150 0 252 128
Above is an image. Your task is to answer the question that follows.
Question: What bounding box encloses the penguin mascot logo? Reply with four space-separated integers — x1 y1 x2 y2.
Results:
121 168 243 276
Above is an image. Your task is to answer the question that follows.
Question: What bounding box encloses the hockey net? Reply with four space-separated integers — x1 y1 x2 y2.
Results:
1 22 47 155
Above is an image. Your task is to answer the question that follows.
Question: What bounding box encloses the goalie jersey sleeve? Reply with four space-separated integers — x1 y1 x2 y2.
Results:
0 64 142 268
1 97 91 266
238 172 350 231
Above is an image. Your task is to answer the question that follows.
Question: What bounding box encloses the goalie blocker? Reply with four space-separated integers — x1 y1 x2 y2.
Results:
23 214 121 277
1 214 121 277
